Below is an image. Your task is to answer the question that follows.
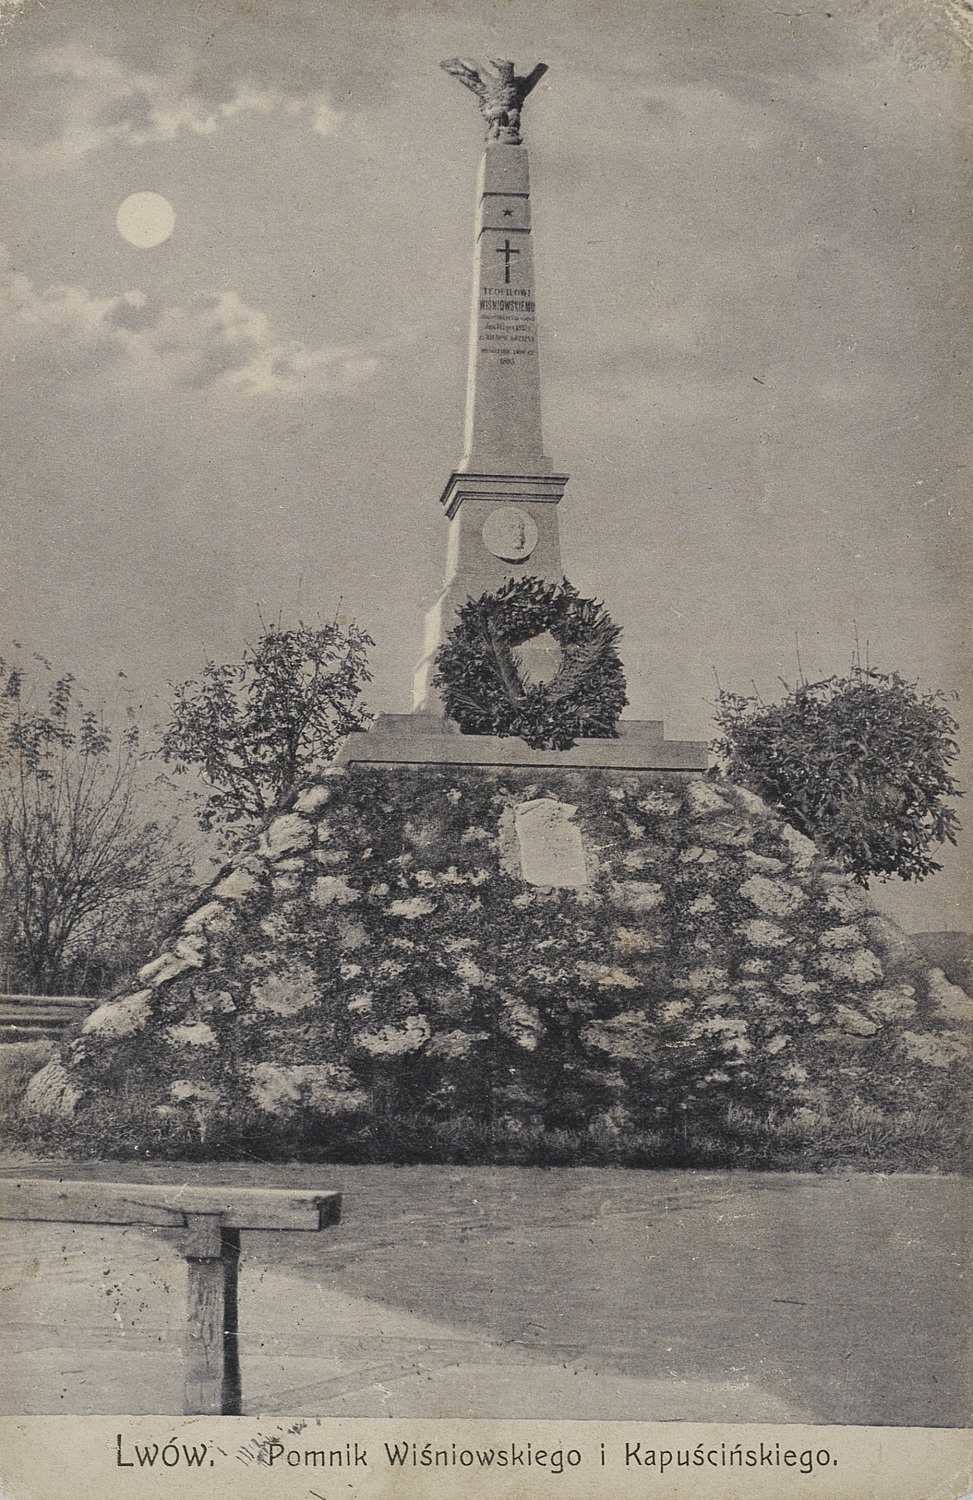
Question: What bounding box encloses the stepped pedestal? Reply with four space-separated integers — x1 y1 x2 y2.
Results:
336 713 708 771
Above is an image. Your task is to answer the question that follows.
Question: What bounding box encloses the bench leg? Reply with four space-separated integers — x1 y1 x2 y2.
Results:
183 1215 242 1416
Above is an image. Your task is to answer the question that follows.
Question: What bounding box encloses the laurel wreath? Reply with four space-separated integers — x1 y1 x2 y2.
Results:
431 576 628 751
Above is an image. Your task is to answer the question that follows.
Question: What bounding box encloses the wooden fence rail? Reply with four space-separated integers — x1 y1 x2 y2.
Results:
0 994 95 1043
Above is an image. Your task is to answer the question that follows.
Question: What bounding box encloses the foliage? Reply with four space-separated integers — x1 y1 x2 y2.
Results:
0 652 197 996
160 619 373 846
432 576 627 749
713 666 962 884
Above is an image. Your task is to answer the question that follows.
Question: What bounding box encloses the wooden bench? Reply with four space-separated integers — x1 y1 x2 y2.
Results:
0 1178 341 1415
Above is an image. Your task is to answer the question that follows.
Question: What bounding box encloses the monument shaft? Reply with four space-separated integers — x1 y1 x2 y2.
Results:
461 146 549 474
412 71 568 714
348 58 706 770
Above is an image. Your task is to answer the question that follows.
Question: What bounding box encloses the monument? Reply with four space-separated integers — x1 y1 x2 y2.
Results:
338 59 708 771
22 64 971 1167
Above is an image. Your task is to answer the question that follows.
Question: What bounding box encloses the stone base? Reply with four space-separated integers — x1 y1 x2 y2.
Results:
30 760 971 1168
335 713 709 771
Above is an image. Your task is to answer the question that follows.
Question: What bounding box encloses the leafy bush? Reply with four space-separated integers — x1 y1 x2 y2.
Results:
160 619 373 848
713 667 962 884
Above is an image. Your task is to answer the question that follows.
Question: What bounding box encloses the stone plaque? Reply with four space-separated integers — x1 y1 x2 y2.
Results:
513 798 588 888
481 506 538 561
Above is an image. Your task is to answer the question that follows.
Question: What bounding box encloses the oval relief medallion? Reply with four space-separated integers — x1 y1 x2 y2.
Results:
481 506 538 562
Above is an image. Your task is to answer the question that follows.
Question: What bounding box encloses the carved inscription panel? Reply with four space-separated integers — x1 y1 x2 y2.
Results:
478 230 536 364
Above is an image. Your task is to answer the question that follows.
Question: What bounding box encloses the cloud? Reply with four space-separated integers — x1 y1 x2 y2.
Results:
0 255 378 399
868 0 973 70
4 46 341 172
0 0 29 36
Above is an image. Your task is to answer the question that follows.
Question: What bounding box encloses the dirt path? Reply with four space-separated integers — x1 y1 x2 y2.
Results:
1 1162 968 1424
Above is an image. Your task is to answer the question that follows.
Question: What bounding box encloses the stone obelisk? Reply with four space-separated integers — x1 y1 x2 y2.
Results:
338 60 707 771
411 59 569 713
453 87 552 475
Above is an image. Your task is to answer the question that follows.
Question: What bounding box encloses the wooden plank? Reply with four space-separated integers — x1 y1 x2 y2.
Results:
0 1025 62 1041
0 1002 92 1017
0 995 94 1036
0 1179 341 1231
0 994 94 1008
0 1013 87 1030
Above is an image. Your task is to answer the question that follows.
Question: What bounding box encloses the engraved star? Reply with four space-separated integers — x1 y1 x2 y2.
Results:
502 208 514 216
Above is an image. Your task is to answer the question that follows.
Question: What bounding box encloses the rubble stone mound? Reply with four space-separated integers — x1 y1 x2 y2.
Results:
25 766 972 1162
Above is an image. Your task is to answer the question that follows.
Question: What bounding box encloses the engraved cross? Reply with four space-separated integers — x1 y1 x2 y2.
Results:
496 238 520 284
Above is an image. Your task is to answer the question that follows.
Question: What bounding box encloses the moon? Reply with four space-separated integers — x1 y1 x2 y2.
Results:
116 192 175 249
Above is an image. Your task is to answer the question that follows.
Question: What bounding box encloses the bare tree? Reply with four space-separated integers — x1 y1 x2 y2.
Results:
0 651 196 995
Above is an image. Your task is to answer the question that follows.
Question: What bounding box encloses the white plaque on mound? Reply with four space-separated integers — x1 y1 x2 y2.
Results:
481 506 538 561
514 798 588 888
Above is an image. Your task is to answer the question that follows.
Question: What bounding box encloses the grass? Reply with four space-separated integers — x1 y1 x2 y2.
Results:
4 1032 967 1173
9 1090 969 1173
0 1041 55 1140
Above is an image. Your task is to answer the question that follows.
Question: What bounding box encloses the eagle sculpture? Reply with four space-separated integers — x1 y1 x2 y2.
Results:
441 58 548 143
